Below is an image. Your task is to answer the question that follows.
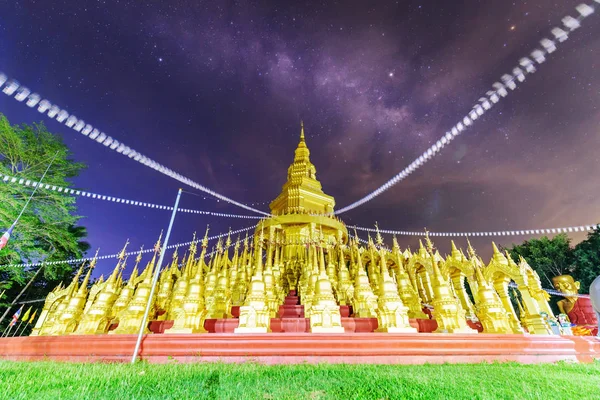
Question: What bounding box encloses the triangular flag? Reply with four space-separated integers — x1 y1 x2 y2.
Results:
9 305 23 327
28 309 37 324
21 306 31 322
0 222 16 251
27 310 37 324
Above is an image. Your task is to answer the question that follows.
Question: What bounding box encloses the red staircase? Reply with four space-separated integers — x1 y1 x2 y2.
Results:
149 291 408 334
272 290 310 333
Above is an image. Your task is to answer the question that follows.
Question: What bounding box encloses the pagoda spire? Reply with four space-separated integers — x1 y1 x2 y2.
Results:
293 120 310 160
269 120 335 215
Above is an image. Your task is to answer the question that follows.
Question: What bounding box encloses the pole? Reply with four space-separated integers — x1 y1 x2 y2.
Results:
11 320 24 337
14 150 60 226
0 266 44 326
2 324 14 338
131 188 182 364
17 321 30 337
0 151 59 325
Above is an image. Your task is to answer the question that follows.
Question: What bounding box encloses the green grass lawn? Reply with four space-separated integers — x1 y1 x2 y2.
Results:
1 360 599 400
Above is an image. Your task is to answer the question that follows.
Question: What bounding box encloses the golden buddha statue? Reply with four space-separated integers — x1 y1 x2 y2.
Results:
552 274 598 335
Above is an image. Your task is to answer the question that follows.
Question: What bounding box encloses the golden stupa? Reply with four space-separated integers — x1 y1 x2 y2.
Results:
30 123 556 336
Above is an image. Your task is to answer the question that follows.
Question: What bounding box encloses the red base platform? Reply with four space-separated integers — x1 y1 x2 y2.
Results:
1 333 599 364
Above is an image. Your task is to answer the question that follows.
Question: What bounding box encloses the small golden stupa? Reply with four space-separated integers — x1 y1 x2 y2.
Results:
30 123 556 336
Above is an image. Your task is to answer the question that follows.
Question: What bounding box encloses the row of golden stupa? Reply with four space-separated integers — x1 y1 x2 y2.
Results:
31 123 556 336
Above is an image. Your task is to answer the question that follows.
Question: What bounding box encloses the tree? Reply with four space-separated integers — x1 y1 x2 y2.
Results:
503 234 575 287
572 226 600 294
0 114 88 314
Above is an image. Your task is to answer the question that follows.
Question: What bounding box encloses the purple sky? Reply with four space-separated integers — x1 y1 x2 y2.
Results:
1 1 598 278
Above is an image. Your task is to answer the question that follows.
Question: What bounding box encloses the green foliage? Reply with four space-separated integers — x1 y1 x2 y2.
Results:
0 114 88 305
504 228 600 294
573 227 600 293
504 234 575 287
0 360 599 399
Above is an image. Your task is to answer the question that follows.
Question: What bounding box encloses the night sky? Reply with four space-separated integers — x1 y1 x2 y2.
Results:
1 1 599 278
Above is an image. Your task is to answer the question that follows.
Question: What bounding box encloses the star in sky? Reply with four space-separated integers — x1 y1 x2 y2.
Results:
0 0 598 276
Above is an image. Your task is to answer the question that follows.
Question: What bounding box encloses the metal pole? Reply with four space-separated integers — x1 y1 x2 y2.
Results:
11 320 24 337
131 188 182 364
0 152 58 325
2 319 17 338
17 321 30 337
13 151 60 225
0 266 44 326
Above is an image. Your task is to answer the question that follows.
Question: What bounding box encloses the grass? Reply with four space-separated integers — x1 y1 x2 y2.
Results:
1 360 599 399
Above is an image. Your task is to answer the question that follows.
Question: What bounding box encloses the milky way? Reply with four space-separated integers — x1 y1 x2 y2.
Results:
0 1 598 276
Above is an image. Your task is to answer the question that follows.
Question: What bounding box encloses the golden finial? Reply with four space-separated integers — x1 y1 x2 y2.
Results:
318 224 325 245
491 242 501 255
225 228 232 248
300 120 305 140
374 222 384 246
172 245 179 260
120 255 128 271
392 235 400 250
136 246 144 265
202 225 210 248
423 228 435 254
89 248 100 269
119 255 129 271
243 231 249 247
234 235 241 250
154 231 163 253
186 232 197 256
216 237 223 253
118 240 129 261
466 237 477 259
450 240 458 254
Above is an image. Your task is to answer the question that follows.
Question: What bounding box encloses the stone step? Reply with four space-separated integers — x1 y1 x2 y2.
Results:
270 318 310 333
279 305 305 318
339 305 352 318
341 318 377 333
148 320 174 334
7 332 598 364
204 319 239 333
284 297 299 305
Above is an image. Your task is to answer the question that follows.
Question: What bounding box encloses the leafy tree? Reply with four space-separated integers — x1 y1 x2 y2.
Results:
572 226 600 294
503 234 575 287
0 114 88 315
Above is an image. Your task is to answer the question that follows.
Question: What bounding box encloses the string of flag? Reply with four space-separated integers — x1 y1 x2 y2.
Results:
335 3 596 215
202 233 256 259
119 233 257 280
507 282 590 299
350 224 600 237
0 226 255 269
0 74 269 217
0 172 262 220
355 238 591 300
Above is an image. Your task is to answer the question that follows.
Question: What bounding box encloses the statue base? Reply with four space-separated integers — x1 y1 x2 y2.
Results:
3 333 599 364
234 327 268 334
376 326 418 333
310 326 345 333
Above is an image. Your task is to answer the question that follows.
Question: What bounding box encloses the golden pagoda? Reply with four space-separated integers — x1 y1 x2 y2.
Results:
31 122 558 337
257 122 348 259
